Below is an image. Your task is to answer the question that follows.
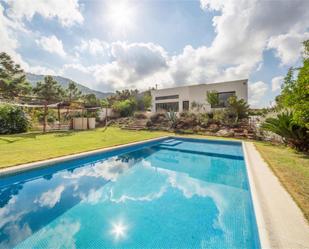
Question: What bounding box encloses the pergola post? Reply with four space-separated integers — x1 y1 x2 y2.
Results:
58 104 61 130
43 102 47 133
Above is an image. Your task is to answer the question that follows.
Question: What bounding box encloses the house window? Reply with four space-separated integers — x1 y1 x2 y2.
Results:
212 91 236 108
183 101 189 111
156 102 179 112
155 95 179 100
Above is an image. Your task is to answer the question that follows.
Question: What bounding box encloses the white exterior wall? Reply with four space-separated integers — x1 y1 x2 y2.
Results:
98 108 117 120
151 79 248 113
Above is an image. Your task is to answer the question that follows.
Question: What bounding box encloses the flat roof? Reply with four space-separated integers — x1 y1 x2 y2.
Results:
152 79 248 92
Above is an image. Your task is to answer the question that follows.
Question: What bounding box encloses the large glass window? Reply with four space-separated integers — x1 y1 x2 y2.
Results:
155 95 179 101
156 102 179 112
212 91 236 108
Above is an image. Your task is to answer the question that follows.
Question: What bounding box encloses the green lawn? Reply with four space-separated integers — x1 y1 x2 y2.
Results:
254 142 309 222
0 127 168 168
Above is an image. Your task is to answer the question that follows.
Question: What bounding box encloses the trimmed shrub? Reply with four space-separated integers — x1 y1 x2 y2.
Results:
0 104 30 134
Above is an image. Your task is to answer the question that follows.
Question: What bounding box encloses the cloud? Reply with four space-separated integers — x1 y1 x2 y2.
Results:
35 185 65 208
61 42 170 90
29 66 57 75
200 0 309 65
16 219 80 249
268 32 309 65
0 4 29 69
75 39 110 56
5 0 84 27
271 76 284 92
36 35 66 57
249 81 268 106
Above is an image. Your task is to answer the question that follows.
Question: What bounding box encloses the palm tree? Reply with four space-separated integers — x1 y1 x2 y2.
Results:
227 96 249 123
261 111 309 151
33 76 64 132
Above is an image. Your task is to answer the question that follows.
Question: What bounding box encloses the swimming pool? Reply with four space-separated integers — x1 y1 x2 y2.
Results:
0 137 260 248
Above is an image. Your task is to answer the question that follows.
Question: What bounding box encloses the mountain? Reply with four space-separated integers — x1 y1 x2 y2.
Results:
26 73 113 99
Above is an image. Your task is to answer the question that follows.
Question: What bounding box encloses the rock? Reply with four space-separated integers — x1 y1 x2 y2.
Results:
192 125 202 132
216 129 235 137
207 124 219 132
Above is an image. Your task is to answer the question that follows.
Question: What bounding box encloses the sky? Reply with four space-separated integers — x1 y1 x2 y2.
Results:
0 0 309 107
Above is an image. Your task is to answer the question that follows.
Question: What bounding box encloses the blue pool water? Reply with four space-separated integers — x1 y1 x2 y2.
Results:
0 137 260 248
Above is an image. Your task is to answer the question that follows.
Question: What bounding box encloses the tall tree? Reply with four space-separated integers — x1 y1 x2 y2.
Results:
0 52 30 99
83 93 100 107
136 90 152 111
107 89 139 105
276 40 309 128
65 81 82 103
33 76 64 132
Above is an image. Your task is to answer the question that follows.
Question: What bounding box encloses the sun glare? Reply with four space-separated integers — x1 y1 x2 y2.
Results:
111 221 128 240
106 1 136 32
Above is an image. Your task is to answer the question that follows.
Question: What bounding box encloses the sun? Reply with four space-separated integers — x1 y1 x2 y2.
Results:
106 1 136 32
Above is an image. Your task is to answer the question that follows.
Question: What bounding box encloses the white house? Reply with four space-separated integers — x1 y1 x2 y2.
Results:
151 79 248 113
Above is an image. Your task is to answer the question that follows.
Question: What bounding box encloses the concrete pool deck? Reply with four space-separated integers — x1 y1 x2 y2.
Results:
0 136 308 248
243 142 309 249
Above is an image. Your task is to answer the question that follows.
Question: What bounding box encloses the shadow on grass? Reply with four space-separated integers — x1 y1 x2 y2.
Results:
0 130 78 143
0 133 39 143
54 131 75 137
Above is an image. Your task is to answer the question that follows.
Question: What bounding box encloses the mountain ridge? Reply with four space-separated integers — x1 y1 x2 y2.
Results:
26 73 113 99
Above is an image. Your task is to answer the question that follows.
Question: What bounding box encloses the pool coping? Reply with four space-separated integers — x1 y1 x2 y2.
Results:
243 142 309 249
242 142 271 249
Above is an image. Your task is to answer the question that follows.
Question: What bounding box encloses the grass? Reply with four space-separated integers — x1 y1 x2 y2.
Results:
254 141 309 222
0 127 168 168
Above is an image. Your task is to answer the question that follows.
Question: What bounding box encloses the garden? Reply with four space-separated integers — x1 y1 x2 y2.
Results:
0 41 308 223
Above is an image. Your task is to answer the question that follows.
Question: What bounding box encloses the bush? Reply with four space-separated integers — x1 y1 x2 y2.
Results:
196 113 209 127
112 99 137 117
213 110 227 123
36 109 57 124
0 104 30 134
261 111 309 152
179 112 196 119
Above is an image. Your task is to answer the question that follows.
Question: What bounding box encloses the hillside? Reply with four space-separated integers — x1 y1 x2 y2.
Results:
26 73 113 99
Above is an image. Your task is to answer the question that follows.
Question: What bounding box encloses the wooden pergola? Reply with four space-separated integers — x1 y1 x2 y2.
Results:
0 95 102 132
